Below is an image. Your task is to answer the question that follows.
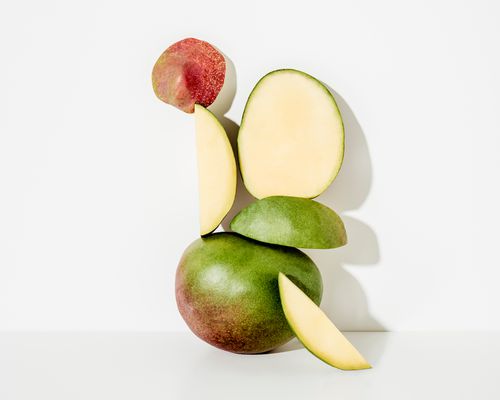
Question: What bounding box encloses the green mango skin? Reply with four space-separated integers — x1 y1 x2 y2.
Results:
175 233 322 354
230 196 347 249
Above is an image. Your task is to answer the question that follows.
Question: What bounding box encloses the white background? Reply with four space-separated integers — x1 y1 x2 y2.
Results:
1 0 499 332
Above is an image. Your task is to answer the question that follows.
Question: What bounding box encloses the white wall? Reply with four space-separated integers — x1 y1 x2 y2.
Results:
1 0 499 331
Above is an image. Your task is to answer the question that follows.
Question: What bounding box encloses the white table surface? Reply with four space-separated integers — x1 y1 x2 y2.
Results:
1 332 498 400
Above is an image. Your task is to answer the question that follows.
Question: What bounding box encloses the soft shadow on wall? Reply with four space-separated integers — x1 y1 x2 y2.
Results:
208 54 255 229
309 86 384 331
210 59 384 331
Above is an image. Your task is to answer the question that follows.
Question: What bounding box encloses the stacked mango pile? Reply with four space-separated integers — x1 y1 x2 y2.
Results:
152 38 370 370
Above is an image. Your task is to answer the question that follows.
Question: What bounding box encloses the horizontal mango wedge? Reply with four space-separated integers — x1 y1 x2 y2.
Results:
230 196 347 249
